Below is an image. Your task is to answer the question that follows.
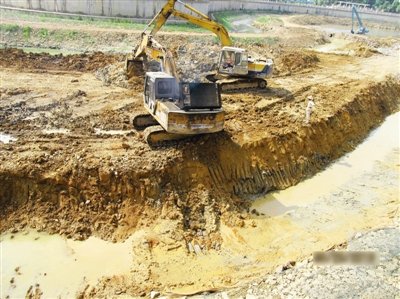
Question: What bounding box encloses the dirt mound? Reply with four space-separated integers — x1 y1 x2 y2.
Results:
290 15 350 26
341 42 379 57
274 50 320 75
95 61 144 91
0 48 121 72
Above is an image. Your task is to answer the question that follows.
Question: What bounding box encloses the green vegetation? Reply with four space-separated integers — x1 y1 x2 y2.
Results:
0 23 94 45
212 11 237 30
0 9 208 33
233 36 280 46
22 26 32 39
314 0 400 13
1 24 20 33
38 28 49 38
213 10 285 31
254 15 283 25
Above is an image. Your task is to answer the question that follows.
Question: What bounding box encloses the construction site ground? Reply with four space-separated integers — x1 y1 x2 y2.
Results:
0 10 399 298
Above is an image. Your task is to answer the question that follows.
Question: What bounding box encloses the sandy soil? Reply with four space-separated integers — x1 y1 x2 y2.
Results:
0 12 399 298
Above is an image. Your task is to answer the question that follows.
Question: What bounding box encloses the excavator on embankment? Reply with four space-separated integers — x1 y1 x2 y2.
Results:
351 6 368 35
126 0 274 91
125 0 273 145
128 35 224 146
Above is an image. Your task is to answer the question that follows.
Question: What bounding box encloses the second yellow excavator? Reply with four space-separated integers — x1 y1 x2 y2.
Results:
126 0 274 91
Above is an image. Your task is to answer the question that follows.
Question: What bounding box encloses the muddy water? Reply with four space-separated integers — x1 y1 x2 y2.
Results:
0 113 399 297
253 112 400 216
314 24 400 38
231 17 261 33
0 231 132 298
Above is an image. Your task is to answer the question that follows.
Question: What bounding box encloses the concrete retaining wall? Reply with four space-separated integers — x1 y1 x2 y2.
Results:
0 0 398 24
209 1 399 24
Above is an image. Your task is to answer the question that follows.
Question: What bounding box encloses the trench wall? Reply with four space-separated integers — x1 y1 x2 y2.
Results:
0 0 398 24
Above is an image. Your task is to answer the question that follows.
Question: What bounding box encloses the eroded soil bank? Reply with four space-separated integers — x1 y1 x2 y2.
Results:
1 45 399 242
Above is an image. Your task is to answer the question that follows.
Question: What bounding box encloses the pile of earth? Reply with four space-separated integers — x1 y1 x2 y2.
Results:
0 48 122 72
340 41 380 57
274 50 320 75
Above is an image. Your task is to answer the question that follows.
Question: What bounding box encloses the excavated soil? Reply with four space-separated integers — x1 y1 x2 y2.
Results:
0 48 121 72
0 21 399 297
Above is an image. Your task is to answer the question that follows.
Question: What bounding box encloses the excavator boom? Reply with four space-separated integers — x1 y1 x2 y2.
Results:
351 6 368 34
127 0 273 92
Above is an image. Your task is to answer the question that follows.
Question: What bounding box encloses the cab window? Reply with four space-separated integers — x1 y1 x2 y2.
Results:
235 52 242 65
157 80 172 95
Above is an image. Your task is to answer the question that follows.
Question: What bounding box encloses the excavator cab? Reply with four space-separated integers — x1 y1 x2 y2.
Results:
137 72 224 144
218 47 249 76
144 72 180 112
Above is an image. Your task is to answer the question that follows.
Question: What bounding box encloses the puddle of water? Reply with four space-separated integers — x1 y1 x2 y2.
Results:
0 231 133 298
42 128 70 134
253 112 400 216
313 24 400 38
94 128 134 135
314 38 353 54
0 133 17 144
231 18 261 33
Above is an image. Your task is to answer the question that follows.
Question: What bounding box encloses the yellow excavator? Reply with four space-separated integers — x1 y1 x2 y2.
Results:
126 0 274 91
127 30 224 145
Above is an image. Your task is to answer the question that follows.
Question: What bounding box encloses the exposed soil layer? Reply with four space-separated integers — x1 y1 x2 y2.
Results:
0 48 122 72
1 45 399 244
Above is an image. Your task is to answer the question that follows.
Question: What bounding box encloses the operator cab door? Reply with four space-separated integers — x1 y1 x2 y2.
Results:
144 75 151 105
144 75 156 112
219 49 248 76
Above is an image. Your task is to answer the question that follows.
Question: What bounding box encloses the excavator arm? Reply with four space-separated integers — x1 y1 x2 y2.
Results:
127 35 179 79
148 0 232 46
351 6 368 34
132 0 232 60
170 9 232 47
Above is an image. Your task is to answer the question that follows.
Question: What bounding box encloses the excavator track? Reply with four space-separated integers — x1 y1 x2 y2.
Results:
131 113 159 130
219 78 267 92
205 74 267 92
144 125 188 146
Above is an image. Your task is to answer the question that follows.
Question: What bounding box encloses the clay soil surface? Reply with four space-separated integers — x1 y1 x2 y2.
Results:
0 11 399 298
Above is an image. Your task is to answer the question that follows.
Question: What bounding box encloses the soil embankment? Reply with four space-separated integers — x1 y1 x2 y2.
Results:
1 45 399 244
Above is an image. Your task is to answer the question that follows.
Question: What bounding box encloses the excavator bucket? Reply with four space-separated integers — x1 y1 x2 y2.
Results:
126 56 145 79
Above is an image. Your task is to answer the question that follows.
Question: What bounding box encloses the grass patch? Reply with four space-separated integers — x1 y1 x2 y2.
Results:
51 29 88 42
1 9 207 33
213 10 286 30
233 36 280 46
0 24 20 33
38 28 49 38
254 15 283 25
22 26 32 39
